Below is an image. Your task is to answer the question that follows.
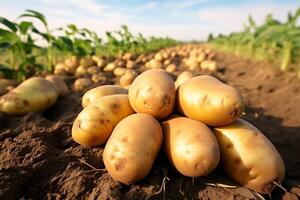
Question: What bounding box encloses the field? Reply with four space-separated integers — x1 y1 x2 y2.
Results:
0 46 299 199
1 9 300 200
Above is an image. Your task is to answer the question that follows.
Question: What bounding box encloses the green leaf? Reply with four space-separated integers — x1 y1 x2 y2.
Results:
0 17 17 32
19 21 33 35
19 9 48 27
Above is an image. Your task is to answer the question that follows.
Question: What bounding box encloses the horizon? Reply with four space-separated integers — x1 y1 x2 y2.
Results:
0 0 299 41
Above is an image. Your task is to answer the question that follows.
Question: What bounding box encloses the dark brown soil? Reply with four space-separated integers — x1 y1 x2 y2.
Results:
1 50 300 200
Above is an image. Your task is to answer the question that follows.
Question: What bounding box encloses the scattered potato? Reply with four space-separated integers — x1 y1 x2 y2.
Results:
175 71 194 89
119 70 138 87
87 66 100 75
104 62 117 72
166 64 177 73
103 113 163 184
148 59 163 69
72 94 135 147
154 53 163 61
213 119 285 194
177 75 244 126
0 77 58 115
80 56 95 68
45 75 69 97
162 116 220 177
75 66 88 77
129 69 175 119
113 67 127 77
91 74 107 84
54 63 68 75
73 78 93 91
126 60 136 69
82 85 128 107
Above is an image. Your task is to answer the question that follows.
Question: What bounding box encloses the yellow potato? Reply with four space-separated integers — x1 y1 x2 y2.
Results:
91 74 107 84
103 113 162 184
177 75 244 126
119 70 138 87
45 75 69 97
0 77 58 115
162 116 220 177
128 69 175 119
80 56 95 68
75 66 88 77
82 85 128 107
87 66 100 75
72 94 134 147
104 62 117 72
213 119 285 194
175 71 194 89
166 64 176 73
73 78 93 91
113 67 127 77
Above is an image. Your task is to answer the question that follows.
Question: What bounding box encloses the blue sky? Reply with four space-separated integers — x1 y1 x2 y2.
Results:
0 0 299 40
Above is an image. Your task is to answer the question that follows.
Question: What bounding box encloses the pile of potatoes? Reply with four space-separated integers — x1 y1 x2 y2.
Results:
53 45 218 92
72 68 285 194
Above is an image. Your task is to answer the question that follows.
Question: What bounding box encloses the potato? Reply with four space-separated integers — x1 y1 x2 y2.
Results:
54 63 68 75
72 94 134 147
213 119 285 194
154 53 163 61
126 60 136 69
91 74 107 84
162 116 220 177
73 78 93 91
113 67 127 77
80 56 95 68
175 71 194 89
65 56 79 69
0 77 58 115
103 113 162 184
166 64 176 73
75 66 88 77
119 70 138 87
87 66 100 75
128 69 175 119
82 85 128 107
148 59 163 69
45 75 69 97
177 75 244 126
104 62 117 72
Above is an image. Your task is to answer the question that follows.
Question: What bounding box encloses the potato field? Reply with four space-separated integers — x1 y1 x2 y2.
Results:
0 9 300 200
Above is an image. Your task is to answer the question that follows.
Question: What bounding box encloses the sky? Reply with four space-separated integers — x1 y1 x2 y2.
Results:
0 0 299 41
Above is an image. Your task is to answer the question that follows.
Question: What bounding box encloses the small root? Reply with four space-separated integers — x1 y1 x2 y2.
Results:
251 191 266 200
78 158 98 170
60 168 106 184
273 181 287 193
146 169 169 200
205 183 238 189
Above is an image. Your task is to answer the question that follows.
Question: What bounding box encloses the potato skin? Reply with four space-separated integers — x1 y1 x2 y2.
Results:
0 77 58 115
72 94 134 147
103 113 163 184
128 69 175 119
175 71 194 89
45 75 69 97
82 85 128 107
213 119 285 194
177 75 244 126
162 116 220 177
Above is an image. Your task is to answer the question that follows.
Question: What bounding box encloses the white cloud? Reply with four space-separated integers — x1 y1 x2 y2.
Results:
172 0 211 10
197 4 298 35
135 2 158 12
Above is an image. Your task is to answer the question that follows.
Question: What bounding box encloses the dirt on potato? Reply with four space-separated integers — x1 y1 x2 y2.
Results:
0 49 300 200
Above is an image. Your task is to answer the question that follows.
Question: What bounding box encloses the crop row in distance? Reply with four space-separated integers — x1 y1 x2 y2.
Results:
0 10 179 81
208 8 300 78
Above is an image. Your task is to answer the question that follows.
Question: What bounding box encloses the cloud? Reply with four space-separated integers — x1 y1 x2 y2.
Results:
135 2 158 12
172 0 211 10
197 4 298 34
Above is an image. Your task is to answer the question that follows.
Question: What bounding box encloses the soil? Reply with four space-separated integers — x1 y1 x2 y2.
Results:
1 49 300 200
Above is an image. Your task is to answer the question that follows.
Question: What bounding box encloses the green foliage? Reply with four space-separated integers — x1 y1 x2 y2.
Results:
0 10 178 81
209 8 300 77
